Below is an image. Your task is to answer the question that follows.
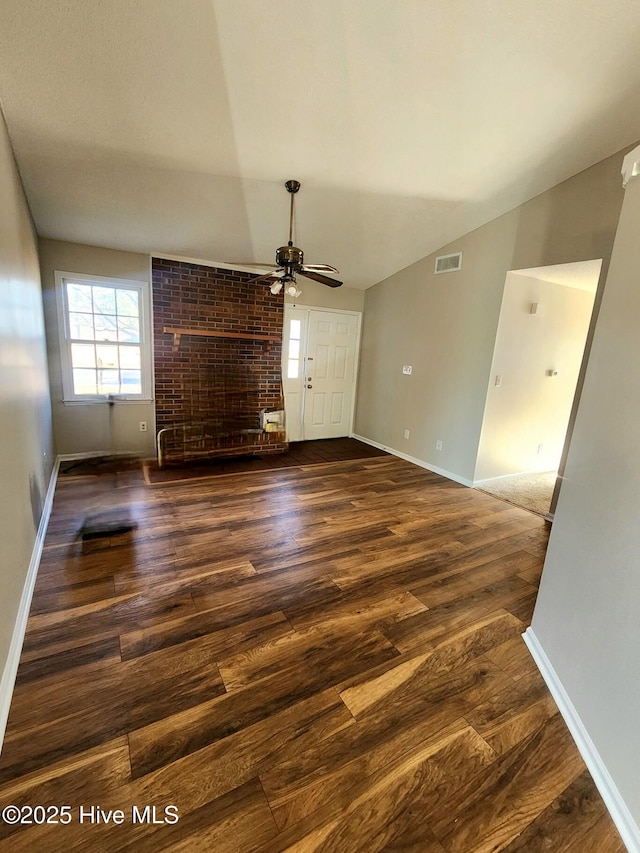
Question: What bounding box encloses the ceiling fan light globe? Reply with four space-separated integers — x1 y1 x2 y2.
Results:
270 281 283 295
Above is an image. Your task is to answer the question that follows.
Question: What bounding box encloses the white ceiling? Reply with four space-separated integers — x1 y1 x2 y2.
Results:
1 0 640 289
512 260 603 292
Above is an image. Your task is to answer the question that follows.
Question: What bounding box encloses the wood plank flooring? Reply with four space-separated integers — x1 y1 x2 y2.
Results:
0 454 625 851
140 436 389 484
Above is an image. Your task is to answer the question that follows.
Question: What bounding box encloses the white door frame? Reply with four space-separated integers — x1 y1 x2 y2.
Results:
283 304 362 442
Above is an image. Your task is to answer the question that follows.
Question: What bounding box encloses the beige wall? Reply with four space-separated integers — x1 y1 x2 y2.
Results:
39 239 156 456
0 113 53 729
285 280 364 313
355 146 629 483
530 161 640 829
475 272 595 482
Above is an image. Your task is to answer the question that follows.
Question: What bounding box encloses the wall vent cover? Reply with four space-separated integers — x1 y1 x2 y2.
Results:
434 252 463 274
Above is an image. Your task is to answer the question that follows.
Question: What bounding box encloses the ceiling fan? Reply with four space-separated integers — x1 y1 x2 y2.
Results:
244 180 342 296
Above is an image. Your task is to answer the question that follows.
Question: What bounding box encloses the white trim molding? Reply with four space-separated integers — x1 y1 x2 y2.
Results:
151 252 269 276
58 450 146 461
621 144 640 188
523 627 640 852
351 433 474 487
54 270 153 403
0 458 60 751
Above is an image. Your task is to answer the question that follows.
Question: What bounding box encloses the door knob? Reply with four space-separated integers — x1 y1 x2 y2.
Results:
307 384 313 389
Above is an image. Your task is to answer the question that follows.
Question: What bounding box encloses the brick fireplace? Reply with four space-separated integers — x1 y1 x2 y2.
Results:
151 258 287 463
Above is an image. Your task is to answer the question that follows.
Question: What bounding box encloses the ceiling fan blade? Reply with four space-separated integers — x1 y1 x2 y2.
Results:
301 264 340 274
250 271 284 285
299 270 343 288
233 263 278 269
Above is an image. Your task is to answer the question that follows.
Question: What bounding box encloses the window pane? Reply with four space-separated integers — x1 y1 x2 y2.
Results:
287 359 299 379
290 319 301 339
117 316 140 342
119 346 140 369
120 369 142 394
67 283 93 313
288 339 300 359
73 368 98 395
62 277 146 399
92 286 116 315
71 343 96 368
116 289 139 317
97 369 120 395
94 315 118 341
96 344 119 368
68 312 95 340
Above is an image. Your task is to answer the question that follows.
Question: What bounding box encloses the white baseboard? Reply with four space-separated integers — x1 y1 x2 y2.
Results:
350 433 473 487
58 450 141 461
0 457 60 752
523 627 639 852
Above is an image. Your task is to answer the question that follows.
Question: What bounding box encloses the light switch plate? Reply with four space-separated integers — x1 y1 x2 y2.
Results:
402 365 412 375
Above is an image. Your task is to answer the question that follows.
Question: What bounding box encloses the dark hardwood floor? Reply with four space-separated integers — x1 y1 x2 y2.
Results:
0 453 625 851
142 436 389 484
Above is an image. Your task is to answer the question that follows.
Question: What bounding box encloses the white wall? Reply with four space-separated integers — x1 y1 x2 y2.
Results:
0 112 53 739
530 156 640 832
474 271 595 482
39 239 156 456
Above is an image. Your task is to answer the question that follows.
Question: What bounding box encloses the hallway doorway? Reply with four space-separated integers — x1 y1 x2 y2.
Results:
474 260 601 517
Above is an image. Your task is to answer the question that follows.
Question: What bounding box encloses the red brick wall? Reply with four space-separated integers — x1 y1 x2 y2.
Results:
152 259 285 452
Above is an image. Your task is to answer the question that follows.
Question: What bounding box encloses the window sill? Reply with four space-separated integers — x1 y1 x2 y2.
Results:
61 397 154 406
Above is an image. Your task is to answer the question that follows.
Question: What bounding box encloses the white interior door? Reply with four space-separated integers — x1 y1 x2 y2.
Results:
283 307 360 442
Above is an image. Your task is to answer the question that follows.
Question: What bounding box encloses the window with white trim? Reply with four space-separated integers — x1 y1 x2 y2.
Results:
55 271 152 401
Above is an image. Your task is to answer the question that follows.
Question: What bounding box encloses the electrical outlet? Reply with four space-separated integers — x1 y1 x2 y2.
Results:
139 421 148 432
402 365 412 375
537 443 543 454
404 429 410 439
436 439 443 451
495 375 502 387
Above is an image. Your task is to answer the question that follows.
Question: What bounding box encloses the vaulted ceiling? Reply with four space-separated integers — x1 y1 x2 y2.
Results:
1 0 640 289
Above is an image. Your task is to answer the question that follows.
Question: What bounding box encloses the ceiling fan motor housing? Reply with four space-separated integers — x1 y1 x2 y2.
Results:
276 244 304 267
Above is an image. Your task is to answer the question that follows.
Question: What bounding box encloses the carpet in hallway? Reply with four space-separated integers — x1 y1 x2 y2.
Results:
476 470 557 516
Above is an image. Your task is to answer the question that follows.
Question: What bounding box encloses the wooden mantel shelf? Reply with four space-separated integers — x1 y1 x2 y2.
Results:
163 326 281 353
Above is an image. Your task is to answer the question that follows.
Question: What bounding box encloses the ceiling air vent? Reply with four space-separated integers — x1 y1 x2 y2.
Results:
434 252 463 274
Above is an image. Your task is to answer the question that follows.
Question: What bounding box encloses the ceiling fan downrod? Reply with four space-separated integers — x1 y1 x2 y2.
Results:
285 179 300 247
276 179 304 270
